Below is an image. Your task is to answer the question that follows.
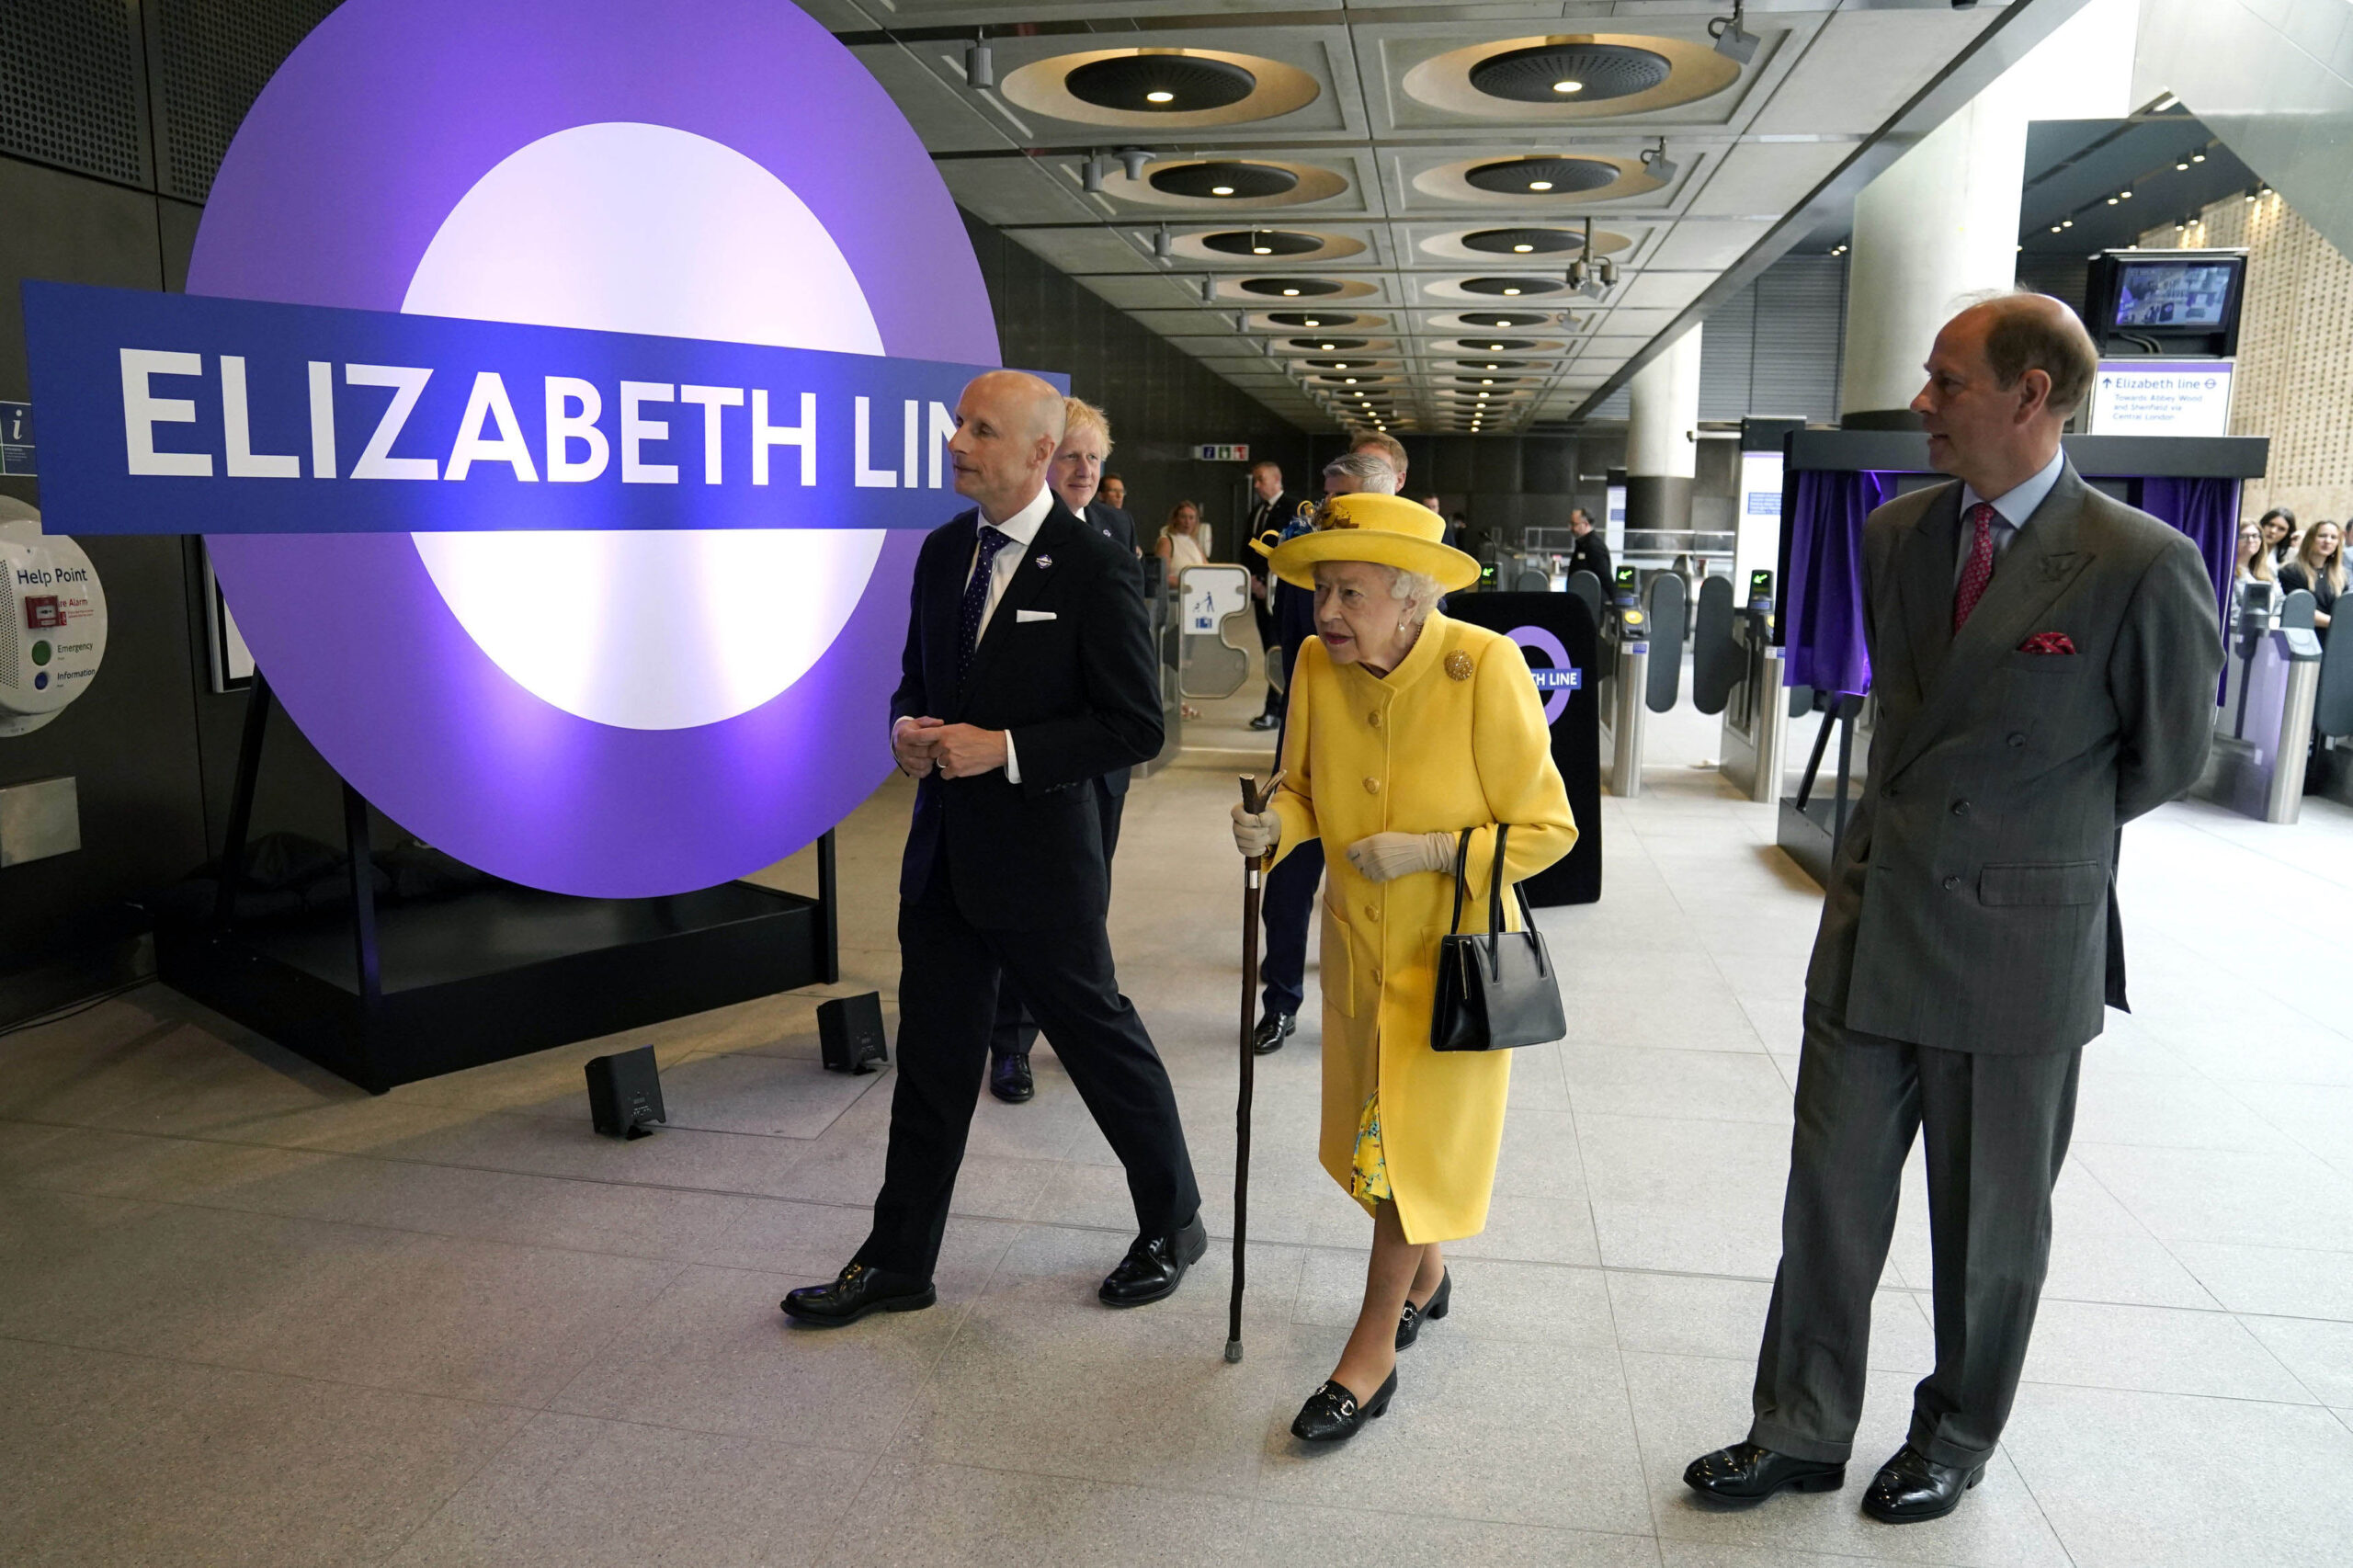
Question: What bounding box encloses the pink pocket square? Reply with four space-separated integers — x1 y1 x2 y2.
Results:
2018 631 2076 655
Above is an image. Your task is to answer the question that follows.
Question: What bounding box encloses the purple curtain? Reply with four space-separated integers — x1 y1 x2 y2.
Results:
1783 469 1896 695
2136 476 2239 620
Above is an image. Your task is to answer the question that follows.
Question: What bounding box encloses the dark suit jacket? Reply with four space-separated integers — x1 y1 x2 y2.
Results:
1805 463 2222 1052
1566 531 1612 586
1082 498 1142 798
892 500 1165 927
1243 491 1304 588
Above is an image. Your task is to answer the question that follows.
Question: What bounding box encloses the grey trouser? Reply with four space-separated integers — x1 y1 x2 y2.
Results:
1748 999 2082 1470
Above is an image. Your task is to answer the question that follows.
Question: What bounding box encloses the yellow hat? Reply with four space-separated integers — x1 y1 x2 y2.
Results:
1266 493 1482 594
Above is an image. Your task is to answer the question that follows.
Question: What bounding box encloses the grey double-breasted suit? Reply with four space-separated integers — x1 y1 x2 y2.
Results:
1750 461 2223 1471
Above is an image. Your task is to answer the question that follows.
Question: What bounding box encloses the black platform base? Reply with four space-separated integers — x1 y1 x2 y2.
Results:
1777 794 1858 892
156 881 824 1094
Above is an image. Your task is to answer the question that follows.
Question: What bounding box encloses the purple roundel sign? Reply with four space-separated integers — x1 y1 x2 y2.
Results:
170 0 999 895
1508 625 1583 724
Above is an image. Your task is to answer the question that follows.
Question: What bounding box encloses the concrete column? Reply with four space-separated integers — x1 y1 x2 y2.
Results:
1627 323 1701 553
1838 0 2141 426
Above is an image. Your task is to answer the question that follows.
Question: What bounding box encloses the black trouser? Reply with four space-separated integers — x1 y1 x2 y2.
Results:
1257 839 1323 1019
861 865 1197 1278
993 785 1124 1062
1748 999 2083 1471
1255 598 1282 716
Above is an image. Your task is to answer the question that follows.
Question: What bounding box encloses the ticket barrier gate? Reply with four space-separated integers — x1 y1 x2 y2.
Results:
1595 566 1688 797
2197 584 2324 824
1696 570 1801 803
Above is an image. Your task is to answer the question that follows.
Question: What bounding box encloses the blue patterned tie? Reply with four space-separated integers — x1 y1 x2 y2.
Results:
960 525 1014 676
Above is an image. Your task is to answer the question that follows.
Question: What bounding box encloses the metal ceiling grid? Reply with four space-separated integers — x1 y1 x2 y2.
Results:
833 2 2048 434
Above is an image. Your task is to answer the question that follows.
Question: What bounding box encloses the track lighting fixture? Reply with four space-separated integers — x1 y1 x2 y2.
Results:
1709 4 1759 66
964 37 993 89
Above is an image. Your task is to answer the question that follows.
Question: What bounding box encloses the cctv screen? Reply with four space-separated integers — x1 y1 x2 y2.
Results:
2113 261 2236 328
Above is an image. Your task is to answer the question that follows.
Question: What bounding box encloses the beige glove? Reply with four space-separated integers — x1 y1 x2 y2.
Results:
1344 830 1460 883
1231 802 1280 858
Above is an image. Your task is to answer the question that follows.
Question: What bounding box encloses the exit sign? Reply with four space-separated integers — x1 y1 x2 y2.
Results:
1194 443 1249 462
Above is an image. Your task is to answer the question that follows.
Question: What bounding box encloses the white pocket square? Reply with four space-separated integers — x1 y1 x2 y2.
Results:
1015 609 1057 623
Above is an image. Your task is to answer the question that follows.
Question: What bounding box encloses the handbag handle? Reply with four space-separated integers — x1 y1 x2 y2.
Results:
1443 825 1550 983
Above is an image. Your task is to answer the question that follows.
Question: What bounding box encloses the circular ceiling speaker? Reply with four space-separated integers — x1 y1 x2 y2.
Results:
1241 276 1342 297
1268 310 1360 327
1463 226 1582 256
1151 161 1298 199
1461 312 1548 327
1458 337 1535 351
1066 54 1257 113
1469 42 1672 105
1289 335 1366 350
1465 156 1619 195
1461 276 1563 296
1202 228 1321 256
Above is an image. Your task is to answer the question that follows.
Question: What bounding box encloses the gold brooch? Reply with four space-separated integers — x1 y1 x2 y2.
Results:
1446 651 1473 681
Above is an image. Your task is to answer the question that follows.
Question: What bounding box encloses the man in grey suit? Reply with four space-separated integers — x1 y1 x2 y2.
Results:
1686 294 2222 1524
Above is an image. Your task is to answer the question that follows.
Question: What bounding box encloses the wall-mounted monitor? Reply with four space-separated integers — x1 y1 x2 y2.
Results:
2085 248 2246 358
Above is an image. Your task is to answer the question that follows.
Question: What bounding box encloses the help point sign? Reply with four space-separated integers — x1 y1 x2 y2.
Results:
20 0 1051 897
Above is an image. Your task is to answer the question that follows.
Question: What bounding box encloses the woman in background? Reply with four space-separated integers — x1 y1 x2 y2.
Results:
2278 517 2344 637
1156 499 1208 588
2258 506 2299 571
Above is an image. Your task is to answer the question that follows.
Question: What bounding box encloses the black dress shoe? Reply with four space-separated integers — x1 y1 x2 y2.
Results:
1248 713 1281 732
780 1263 936 1326
1291 1369 1396 1441
1683 1443 1847 1506
1861 1444 1983 1524
1252 1013 1295 1055
1098 1212 1208 1307
1395 1269 1450 1349
989 1052 1034 1104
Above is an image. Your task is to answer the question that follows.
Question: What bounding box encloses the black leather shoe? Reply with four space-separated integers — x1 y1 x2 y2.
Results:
1291 1369 1396 1441
780 1263 936 1326
1860 1444 1983 1524
1683 1443 1847 1506
1248 713 1281 732
1253 1013 1295 1055
989 1052 1034 1104
1396 1269 1450 1349
1098 1212 1208 1307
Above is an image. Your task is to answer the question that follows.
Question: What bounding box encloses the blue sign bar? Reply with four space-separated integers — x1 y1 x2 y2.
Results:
20 281 1049 534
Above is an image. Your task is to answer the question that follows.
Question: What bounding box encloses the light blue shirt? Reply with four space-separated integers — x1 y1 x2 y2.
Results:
1956 446 2065 585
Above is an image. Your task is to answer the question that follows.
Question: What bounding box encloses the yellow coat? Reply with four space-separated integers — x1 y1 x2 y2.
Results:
1267 610 1576 1244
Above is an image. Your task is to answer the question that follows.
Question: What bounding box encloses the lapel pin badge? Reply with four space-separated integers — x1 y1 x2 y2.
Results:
1033 554 1052 569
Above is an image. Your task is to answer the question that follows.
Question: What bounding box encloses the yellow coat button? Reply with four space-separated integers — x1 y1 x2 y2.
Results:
1365 903 1381 922
1368 711 1381 728
1370 966 1383 985
1363 778 1381 794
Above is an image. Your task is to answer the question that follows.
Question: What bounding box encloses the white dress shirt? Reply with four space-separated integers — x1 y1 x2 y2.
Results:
1956 446 2065 585
894 483 1054 784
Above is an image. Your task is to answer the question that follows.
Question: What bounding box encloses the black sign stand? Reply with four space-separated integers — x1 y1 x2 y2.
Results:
1446 592 1603 905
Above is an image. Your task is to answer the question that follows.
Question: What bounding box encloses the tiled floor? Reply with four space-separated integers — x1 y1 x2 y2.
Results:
5 685 2351 1566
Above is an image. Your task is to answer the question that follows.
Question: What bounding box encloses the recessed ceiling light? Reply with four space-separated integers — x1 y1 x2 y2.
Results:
2107 196 2119 205
1344 377 1357 383
1146 90 1176 104
1528 180 1553 191
2192 152 2207 163
1281 288 1300 296
1481 379 1495 385
2176 161 2189 171
1489 343 1506 350
1502 288 1520 296
1512 244 1533 253
1552 80 1583 95
1252 245 1271 255
1211 185 1235 196
1302 318 1321 326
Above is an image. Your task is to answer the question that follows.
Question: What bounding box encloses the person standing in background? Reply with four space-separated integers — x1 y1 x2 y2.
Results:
1566 507 1612 586
988 396 1142 1105
1156 500 1209 588
1246 460 1306 733
1685 294 2222 1524
2278 518 2343 637
1099 473 1128 513
1250 446 1398 1056
2257 506 2297 571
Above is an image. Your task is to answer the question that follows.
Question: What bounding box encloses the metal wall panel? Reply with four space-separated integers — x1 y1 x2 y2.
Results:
0 0 149 187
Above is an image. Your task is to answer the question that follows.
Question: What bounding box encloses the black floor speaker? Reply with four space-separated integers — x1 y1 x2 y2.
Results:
585 1045 665 1138
818 992 888 1074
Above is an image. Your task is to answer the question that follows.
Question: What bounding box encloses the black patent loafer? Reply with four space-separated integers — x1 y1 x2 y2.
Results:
1291 1369 1397 1442
1683 1443 1847 1506
1252 1013 1295 1055
1097 1212 1208 1307
1396 1269 1451 1350
1861 1444 1984 1524
780 1263 936 1327
1248 713 1281 732
989 1052 1034 1104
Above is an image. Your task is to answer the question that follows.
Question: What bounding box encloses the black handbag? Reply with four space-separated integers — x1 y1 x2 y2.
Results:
1429 824 1567 1052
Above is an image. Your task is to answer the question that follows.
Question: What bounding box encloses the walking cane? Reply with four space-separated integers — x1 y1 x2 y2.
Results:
1227 768 1284 1363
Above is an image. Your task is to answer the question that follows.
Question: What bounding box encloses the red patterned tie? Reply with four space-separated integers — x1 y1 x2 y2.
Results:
1953 501 1997 632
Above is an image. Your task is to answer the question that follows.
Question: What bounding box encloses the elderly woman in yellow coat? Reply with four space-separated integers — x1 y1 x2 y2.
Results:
1231 494 1575 1442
